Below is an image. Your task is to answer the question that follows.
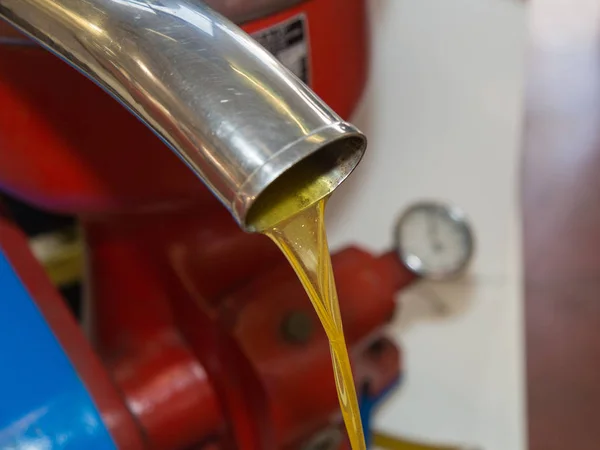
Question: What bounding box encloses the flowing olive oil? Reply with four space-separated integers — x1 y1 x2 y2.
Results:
263 198 366 450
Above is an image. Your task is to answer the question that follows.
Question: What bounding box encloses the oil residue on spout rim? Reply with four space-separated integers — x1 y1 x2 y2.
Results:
264 198 367 450
247 157 335 232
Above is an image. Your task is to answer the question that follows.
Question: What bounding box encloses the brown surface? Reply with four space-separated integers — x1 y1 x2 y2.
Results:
524 2 600 449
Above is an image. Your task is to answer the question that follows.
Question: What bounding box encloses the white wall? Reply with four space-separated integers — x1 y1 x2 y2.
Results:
327 1 528 449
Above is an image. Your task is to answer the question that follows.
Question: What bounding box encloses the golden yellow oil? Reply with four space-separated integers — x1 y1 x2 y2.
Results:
262 198 367 450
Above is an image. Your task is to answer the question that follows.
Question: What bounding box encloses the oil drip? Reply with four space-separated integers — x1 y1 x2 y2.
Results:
264 198 366 450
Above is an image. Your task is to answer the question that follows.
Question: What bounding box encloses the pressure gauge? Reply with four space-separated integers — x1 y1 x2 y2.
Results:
395 201 474 279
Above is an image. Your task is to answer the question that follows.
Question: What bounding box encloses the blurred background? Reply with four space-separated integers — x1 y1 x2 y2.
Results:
328 1 525 449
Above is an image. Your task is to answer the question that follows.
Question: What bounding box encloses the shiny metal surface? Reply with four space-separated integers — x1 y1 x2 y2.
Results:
0 0 365 230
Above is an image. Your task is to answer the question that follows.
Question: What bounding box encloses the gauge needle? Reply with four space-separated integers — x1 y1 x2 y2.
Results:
427 214 443 253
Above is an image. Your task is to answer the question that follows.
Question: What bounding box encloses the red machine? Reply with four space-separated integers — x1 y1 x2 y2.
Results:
0 1 416 449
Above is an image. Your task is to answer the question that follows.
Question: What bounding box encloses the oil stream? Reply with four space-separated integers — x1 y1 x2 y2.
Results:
262 198 366 450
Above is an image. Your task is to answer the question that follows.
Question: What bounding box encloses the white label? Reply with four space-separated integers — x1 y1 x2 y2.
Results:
252 14 310 85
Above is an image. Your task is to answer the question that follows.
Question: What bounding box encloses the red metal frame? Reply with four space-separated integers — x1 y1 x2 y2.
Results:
1 207 413 449
83 206 413 449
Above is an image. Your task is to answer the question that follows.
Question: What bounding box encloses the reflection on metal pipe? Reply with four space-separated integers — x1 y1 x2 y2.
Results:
0 0 366 230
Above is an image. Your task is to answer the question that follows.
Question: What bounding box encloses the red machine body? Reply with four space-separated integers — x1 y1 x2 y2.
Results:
83 208 413 449
0 1 413 449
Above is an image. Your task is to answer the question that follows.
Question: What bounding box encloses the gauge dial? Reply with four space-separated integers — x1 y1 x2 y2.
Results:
395 202 474 279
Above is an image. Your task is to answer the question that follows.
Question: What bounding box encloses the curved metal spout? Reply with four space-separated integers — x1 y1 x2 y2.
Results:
0 0 366 230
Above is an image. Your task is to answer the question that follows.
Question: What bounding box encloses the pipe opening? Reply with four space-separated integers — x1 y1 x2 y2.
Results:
245 134 366 231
